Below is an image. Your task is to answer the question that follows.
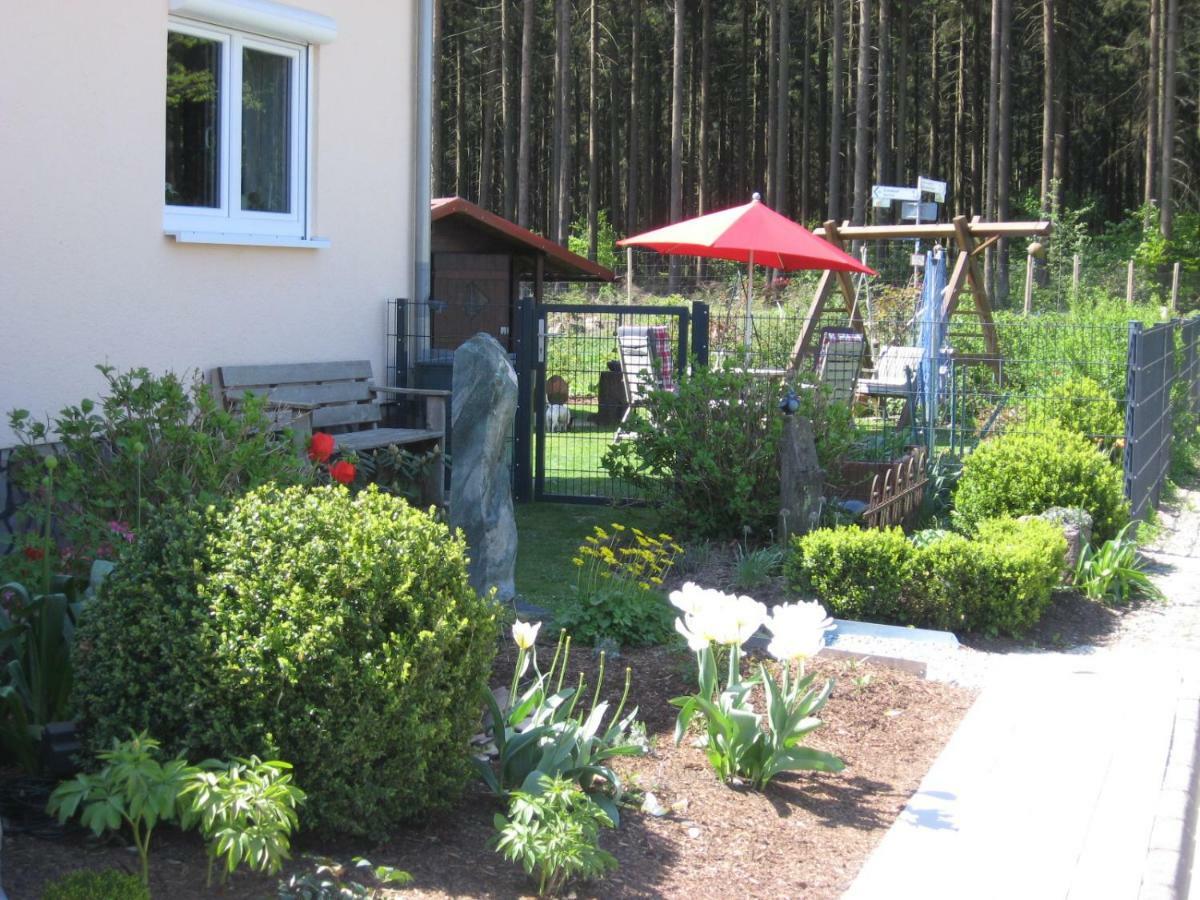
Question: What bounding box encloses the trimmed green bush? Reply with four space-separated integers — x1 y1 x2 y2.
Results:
1026 376 1125 446
787 518 1068 636
785 527 913 623
602 368 857 539
968 518 1067 635
74 485 498 835
953 428 1128 541
903 532 977 631
41 869 149 900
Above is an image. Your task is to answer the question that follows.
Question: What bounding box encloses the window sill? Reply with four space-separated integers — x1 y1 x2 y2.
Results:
166 231 330 249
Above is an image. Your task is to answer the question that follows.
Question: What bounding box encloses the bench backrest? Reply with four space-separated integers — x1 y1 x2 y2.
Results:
870 346 926 388
215 360 383 431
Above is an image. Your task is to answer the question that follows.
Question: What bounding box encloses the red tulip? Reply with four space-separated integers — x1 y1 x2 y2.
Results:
22 546 44 561
308 432 336 463
330 461 356 485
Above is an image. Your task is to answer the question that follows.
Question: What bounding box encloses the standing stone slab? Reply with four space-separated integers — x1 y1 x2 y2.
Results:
778 415 824 543
450 334 518 603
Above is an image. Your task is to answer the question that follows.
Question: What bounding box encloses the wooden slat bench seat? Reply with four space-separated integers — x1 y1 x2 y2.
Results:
213 361 449 506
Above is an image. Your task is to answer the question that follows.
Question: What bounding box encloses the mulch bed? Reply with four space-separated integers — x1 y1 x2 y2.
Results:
4 643 973 899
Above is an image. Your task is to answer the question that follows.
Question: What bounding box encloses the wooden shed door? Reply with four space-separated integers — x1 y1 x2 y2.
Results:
431 253 512 351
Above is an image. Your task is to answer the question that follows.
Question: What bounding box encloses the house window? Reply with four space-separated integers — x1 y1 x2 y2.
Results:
164 18 309 240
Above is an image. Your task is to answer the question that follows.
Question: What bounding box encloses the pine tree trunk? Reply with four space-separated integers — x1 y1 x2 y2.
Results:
894 0 909 184
431 0 444 197
516 0 534 227
997 0 1013 303
952 14 965 216
1144 0 1160 207
829 0 845 220
479 38 497 208
854 0 873 229
800 0 812 221
767 0 779 206
669 0 685 291
587 0 598 260
1040 0 1055 215
628 0 641 233
776 0 791 215
927 9 939 177
699 0 711 215
554 0 572 245
1159 0 1178 239
500 0 516 220
874 0 891 194
454 35 465 197
985 0 1000 294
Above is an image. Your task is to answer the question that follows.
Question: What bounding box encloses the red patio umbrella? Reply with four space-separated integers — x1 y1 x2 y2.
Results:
618 194 876 360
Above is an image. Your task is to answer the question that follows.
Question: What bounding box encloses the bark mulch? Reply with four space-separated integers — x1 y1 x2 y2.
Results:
3 646 973 900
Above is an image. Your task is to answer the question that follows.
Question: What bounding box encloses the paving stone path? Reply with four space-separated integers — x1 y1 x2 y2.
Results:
848 483 1200 900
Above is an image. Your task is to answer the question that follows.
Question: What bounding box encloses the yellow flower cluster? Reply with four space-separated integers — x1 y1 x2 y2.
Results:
572 524 682 593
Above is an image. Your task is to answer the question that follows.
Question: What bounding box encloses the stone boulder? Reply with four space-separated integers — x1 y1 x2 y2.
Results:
1030 506 1094 574
449 334 518 603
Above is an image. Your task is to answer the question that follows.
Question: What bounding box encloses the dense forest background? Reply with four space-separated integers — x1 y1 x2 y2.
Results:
432 0 1198 299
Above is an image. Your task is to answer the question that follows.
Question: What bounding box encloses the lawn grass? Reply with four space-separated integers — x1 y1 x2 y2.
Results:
541 404 642 500
514 501 663 613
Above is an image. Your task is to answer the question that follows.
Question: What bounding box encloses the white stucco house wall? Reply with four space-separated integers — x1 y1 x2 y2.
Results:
0 0 429 540
0 0 424 445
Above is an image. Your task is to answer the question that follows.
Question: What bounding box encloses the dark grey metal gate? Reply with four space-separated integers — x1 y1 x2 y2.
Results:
531 302 705 503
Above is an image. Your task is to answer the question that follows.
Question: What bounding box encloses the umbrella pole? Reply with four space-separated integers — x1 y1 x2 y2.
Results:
743 249 755 366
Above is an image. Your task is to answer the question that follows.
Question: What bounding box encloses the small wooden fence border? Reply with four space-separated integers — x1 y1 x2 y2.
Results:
862 448 929 529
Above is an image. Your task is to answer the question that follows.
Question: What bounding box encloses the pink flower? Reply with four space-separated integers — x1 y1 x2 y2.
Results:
108 521 136 543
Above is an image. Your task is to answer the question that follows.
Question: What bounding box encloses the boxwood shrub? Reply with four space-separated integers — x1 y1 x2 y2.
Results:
784 526 913 624
73 485 498 835
41 869 149 900
787 517 1068 636
952 428 1128 541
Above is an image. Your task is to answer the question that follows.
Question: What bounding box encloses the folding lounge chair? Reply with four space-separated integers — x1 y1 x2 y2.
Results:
813 327 866 406
616 324 675 432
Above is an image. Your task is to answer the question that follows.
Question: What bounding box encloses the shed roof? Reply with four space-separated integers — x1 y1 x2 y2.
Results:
431 197 615 282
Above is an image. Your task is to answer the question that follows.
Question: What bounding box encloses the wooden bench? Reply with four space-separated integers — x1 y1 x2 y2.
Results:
213 360 449 506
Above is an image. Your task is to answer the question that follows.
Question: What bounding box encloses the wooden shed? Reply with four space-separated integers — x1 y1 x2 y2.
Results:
429 197 614 351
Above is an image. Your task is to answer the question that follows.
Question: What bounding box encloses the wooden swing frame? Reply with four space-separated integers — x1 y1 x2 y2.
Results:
786 215 1053 374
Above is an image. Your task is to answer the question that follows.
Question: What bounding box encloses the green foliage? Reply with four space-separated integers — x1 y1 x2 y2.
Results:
277 857 412 899
1074 523 1166 605
48 732 198 886
476 629 647 825
732 543 786 590
671 646 843 790
557 524 679 647
352 444 440 505
785 527 913 623
964 519 1067 635
567 210 620 271
787 518 1067 636
7 365 304 571
602 368 857 538
40 869 150 900
953 428 1129 541
1025 376 1125 447
72 485 498 835
181 757 306 885
0 569 99 772
492 774 619 897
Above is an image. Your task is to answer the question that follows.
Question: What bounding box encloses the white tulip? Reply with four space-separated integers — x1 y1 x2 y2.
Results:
511 619 541 651
765 601 835 661
672 585 767 649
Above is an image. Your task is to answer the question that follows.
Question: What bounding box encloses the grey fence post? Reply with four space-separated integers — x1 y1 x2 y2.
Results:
1123 321 1142 516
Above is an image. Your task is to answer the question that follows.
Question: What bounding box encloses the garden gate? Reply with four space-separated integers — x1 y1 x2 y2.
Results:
527 301 706 503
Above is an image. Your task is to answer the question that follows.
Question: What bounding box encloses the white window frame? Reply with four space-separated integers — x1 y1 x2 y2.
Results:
164 16 312 241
